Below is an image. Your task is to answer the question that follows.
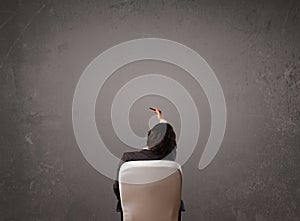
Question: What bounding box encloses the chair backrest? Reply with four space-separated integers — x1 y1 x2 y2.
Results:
119 160 182 221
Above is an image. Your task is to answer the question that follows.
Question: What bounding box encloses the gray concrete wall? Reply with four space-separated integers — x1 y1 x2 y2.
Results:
1 0 299 220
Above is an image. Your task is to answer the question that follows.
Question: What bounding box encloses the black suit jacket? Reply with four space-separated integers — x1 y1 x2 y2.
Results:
113 148 186 212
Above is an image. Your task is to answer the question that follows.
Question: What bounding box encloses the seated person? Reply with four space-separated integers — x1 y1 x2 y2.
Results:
113 108 185 221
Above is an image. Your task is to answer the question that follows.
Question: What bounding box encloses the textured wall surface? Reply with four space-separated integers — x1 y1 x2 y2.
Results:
1 0 299 220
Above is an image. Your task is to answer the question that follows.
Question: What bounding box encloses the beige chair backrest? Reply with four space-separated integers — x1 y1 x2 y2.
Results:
119 160 182 221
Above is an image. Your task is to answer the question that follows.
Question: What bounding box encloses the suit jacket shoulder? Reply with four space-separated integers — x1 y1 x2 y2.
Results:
121 149 164 162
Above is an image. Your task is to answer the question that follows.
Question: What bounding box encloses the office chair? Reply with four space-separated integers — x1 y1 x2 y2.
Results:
119 160 182 221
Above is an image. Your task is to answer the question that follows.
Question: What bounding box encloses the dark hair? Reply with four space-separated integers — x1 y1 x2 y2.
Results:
146 123 176 156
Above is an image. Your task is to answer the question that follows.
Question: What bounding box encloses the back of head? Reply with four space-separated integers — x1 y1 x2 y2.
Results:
146 123 176 156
